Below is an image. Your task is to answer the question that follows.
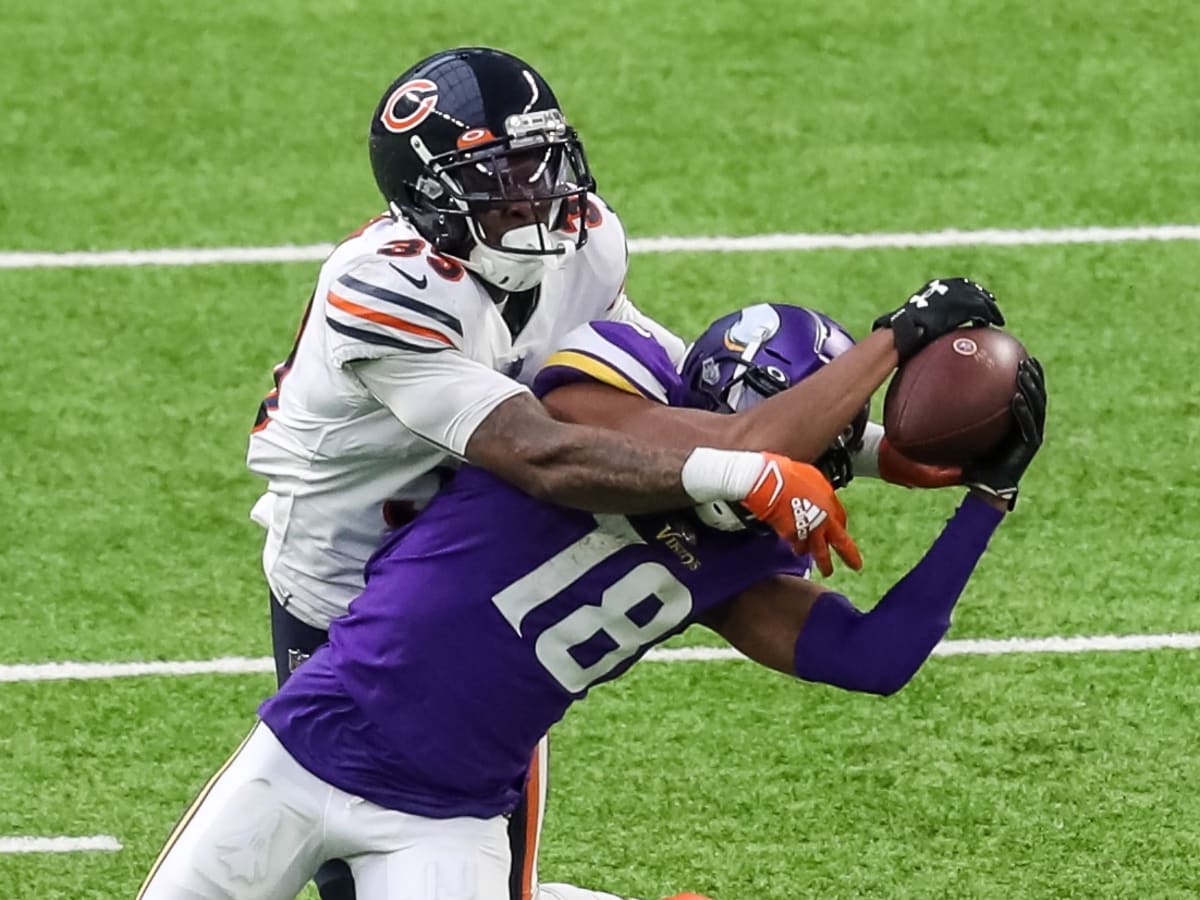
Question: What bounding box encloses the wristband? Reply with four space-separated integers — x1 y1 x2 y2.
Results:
680 448 766 504
850 421 884 479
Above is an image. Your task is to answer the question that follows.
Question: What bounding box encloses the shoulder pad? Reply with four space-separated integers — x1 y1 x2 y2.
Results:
533 320 683 404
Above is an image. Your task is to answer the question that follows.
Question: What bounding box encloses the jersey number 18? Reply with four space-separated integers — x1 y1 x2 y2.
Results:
492 516 693 693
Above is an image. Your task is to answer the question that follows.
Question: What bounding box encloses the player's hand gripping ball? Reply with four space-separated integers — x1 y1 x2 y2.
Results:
873 277 1004 362
883 327 1029 467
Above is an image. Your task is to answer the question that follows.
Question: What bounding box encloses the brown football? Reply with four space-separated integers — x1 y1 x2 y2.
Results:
883 328 1028 466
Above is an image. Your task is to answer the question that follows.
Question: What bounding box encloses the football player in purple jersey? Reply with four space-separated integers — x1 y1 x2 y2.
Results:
142 305 1045 900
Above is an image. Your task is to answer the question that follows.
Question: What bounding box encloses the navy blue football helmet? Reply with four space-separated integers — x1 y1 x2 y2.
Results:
681 303 870 488
368 47 595 292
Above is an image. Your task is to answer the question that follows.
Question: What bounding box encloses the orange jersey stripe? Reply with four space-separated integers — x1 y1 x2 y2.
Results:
521 746 542 900
327 291 454 346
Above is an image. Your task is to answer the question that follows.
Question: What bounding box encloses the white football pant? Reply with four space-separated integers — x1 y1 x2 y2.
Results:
138 722 511 900
539 886 633 900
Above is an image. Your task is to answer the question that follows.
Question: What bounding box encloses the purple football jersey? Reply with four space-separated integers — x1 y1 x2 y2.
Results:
261 470 805 819
260 322 809 819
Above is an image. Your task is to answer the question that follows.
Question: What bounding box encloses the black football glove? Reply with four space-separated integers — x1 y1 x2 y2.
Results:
963 358 1046 509
873 277 1005 362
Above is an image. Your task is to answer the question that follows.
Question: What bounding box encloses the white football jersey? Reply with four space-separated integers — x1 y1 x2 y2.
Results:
247 195 682 628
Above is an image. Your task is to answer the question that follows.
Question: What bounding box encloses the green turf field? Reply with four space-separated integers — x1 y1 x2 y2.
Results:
2 0 1199 897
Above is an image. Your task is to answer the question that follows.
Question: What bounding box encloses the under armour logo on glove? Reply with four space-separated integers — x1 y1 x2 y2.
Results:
790 496 828 541
883 280 948 325
908 279 950 306
873 277 1004 362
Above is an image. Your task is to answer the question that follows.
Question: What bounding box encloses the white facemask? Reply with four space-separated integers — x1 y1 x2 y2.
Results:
694 500 748 532
464 222 575 293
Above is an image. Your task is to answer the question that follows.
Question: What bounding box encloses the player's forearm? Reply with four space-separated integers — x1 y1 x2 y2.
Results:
792 494 1004 695
470 393 806 513
505 423 695 512
726 329 899 460
539 330 897 466
467 393 764 513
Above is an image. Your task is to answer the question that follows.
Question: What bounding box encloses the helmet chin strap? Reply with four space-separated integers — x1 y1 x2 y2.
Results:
464 222 572 293
694 499 749 532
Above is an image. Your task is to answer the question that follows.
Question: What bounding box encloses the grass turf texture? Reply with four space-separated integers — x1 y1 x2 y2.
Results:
4 242 1198 664
2 0 1199 250
3 654 1200 898
3 0 1199 896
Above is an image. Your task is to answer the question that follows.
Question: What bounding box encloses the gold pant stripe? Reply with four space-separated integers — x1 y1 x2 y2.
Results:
136 722 260 899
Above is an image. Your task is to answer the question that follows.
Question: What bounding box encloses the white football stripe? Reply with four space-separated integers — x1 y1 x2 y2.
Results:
0 835 122 854
2 224 1199 270
1 633 1198 683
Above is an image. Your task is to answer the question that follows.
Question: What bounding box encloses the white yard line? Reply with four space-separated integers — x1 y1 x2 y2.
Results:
3 633 1199 683
0 835 122 854
661 632 1200 662
0 656 275 683
1 224 1199 270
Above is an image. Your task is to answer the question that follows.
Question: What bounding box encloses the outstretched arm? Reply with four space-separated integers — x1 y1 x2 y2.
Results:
543 332 961 488
700 491 1007 695
463 390 694 513
544 328 900 463
355 349 856 563
467 392 859 571
547 277 1005 465
699 358 1046 693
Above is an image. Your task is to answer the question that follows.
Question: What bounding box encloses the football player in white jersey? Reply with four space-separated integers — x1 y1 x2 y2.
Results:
243 46 1004 900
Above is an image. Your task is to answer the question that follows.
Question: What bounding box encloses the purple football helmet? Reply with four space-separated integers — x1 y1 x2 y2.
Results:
680 303 870 488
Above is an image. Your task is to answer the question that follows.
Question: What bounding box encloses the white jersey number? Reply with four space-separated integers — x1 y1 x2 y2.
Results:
491 515 693 692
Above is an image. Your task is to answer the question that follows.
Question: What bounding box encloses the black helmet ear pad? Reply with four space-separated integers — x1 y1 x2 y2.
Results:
400 204 474 258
